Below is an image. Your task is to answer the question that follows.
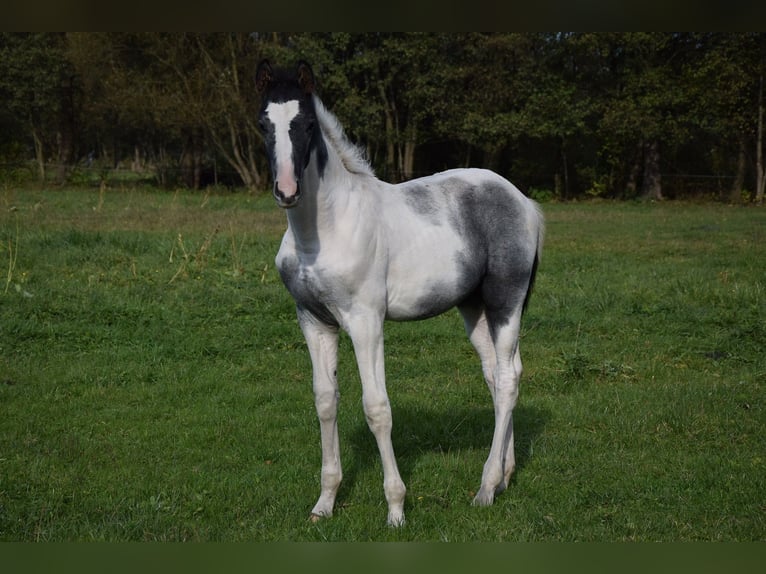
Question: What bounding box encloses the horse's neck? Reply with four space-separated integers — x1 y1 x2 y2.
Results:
286 137 354 251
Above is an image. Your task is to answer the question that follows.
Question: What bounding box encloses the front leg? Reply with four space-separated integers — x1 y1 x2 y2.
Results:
344 312 406 526
298 308 341 521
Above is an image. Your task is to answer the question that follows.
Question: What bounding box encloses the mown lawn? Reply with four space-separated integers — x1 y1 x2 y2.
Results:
1 186 764 541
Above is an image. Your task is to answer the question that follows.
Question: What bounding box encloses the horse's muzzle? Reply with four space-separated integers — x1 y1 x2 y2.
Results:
274 184 301 208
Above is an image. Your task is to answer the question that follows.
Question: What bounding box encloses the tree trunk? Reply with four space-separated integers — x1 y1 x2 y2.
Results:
756 73 765 205
31 128 45 183
54 75 77 185
131 145 144 172
729 134 746 204
561 141 569 200
402 126 416 181
482 148 499 171
641 140 663 200
166 34 263 192
180 129 203 189
155 144 169 187
625 144 642 198
205 116 263 191
379 82 396 181
55 128 75 185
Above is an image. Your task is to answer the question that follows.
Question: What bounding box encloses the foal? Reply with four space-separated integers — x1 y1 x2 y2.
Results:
256 60 543 526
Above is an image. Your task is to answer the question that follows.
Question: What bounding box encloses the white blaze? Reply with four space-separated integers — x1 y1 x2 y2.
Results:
266 100 301 198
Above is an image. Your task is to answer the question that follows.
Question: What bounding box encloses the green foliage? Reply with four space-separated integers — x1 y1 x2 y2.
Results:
1 33 765 198
0 163 35 187
1 187 764 541
526 187 556 203
0 33 68 130
585 180 608 198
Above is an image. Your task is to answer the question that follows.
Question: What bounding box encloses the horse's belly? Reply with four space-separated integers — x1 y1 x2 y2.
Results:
384 223 481 320
386 286 464 321
385 255 478 321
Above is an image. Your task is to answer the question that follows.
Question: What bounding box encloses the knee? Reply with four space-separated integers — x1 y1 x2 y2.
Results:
321 465 342 487
493 370 519 405
513 351 523 378
482 365 495 386
384 476 406 503
503 384 519 409
315 389 339 421
363 396 392 433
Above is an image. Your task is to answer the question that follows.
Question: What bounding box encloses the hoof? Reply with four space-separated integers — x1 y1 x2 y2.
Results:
309 512 328 523
472 488 495 507
387 511 405 527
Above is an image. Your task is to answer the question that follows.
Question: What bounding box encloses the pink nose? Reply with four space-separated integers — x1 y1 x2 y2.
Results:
275 160 299 198
276 176 298 199
274 179 300 207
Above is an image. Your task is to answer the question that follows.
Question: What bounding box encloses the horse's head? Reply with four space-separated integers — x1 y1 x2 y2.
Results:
256 60 320 209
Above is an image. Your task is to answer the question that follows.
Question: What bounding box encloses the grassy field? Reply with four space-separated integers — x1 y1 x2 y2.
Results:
0 186 764 541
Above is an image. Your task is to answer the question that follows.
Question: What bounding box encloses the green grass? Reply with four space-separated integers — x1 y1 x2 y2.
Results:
1 187 764 541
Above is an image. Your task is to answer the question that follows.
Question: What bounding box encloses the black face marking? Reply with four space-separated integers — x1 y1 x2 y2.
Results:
307 115 328 178
257 63 328 205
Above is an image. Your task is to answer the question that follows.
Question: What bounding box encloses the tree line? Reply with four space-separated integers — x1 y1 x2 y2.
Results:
1 32 764 202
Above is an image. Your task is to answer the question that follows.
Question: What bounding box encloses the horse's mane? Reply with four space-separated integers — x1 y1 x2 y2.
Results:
313 95 375 178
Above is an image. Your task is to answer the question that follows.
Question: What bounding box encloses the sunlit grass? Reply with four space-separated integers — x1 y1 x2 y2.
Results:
1 188 764 540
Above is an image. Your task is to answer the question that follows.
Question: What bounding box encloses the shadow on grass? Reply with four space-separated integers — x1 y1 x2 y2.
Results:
337 402 550 507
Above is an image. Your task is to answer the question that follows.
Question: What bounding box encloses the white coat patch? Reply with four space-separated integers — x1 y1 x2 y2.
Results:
266 100 301 198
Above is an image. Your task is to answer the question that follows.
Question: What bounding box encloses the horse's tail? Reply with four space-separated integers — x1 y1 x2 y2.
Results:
522 202 544 314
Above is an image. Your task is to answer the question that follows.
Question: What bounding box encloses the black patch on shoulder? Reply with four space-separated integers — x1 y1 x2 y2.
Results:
277 255 339 327
401 183 440 222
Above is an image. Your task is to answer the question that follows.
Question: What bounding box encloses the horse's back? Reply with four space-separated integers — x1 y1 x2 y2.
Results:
404 167 522 194
395 167 540 250
383 168 541 321
397 167 534 215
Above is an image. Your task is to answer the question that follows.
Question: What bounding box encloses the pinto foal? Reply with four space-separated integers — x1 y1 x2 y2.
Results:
256 60 543 526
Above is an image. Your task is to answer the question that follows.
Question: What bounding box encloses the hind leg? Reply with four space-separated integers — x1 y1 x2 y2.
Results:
493 344 525 496
500 344 523 489
473 308 523 506
458 301 497 400
460 301 521 503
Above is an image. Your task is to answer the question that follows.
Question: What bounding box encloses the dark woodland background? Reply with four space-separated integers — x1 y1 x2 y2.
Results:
1 33 764 202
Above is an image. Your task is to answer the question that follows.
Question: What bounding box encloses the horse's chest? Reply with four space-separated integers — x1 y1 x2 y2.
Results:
276 249 349 324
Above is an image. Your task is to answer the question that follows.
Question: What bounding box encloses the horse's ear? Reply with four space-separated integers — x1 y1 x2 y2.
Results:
255 59 273 93
296 61 315 94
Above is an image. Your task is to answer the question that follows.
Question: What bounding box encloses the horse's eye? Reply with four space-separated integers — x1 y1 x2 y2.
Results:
306 120 316 133
258 118 268 132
